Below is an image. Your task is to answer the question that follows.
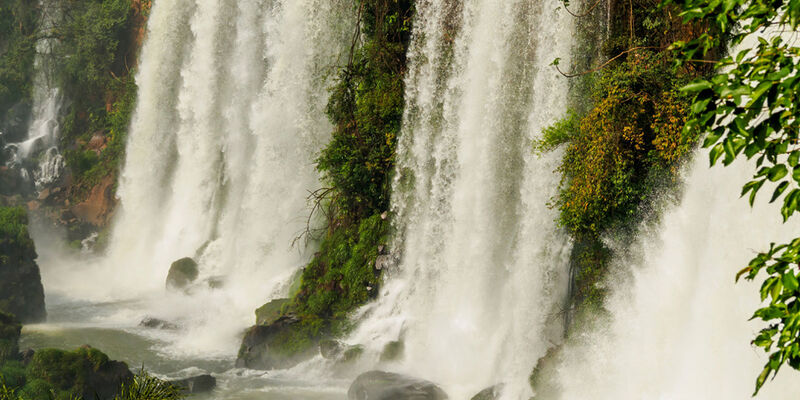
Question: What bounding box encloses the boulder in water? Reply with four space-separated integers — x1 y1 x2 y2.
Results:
348 370 448 400
235 315 316 370
0 311 21 362
166 257 199 290
0 206 46 323
139 317 178 330
169 374 216 394
319 339 344 360
469 384 505 400
255 298 291 326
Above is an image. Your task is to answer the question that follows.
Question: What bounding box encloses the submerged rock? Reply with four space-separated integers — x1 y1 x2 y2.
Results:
0 311 21 362
166 257 199 290
169 374 216 394
235 315 316 370
139 317 178 330
319 339 344 360
348 370 448 400
0 207 46 323
470 384 505 400
254 298 291 326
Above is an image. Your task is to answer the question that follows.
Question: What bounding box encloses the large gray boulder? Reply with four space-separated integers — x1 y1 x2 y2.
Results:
166 257 199 290
348 371 448 400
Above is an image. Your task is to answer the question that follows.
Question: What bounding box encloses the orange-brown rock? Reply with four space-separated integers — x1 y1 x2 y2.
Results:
70 174 117 227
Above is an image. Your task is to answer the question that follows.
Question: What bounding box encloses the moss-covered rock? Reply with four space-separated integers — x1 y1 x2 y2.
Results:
24 346 133 400
166 257 198 290
0 206 46 323
469 384 504 400
255 298 292 326
379 340 404 362
0 311 21 363
235 315 319 371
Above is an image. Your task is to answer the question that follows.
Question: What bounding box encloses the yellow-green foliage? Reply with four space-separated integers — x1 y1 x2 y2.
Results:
551 51 694 237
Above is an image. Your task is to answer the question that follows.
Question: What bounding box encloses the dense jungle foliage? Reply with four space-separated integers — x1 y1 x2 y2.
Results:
0 0 38 140
538 0 719 317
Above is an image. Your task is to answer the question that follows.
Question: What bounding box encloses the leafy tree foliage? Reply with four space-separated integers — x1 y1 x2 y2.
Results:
669 0 800 393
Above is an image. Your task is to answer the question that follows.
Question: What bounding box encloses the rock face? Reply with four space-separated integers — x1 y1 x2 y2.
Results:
166 257 199 290
348 371 448 400
169 374 216 394
26 346 133 400
0 311 21 362
0 207 46 323
235 315 316 370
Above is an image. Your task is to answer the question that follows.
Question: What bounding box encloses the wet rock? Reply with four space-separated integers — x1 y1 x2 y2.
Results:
0 207 46 323
69 174 118 227
255 298 291 326
205 275 225 289
170 374 216 394
319 339 344 359
166 257 199 290
235 315 316 370
0 311 21 362
379 340 404 362
139 317 178 330
375 255 392 271
341 345 364 363
348 370 448 400
470 384 505 400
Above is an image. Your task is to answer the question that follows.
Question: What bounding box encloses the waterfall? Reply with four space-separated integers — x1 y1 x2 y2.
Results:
45 0 354 356
2 0 65 190
549 155 800 399
347 0 575 397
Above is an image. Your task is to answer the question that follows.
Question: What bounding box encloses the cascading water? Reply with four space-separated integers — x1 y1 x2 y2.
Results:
346 0 575 397
2 0 65 190
39 0 354 359
549 155 800 399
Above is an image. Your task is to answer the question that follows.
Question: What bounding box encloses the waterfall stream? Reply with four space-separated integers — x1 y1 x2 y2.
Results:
40 0 353 358
20 0 800 398
345 0 574 397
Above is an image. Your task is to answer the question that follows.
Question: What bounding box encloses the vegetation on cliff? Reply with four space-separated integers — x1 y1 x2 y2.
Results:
56 0 147 203
0 0 38 140
538 0 719 317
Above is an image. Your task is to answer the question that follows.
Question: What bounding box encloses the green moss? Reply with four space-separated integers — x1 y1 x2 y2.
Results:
25 347 111 399
0 312 20 364
0 207 34 258
295 214 389 320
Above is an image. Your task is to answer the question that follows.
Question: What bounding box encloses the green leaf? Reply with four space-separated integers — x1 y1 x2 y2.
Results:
782 272 799 292
768 165 788 182
771 181 789 203
681 79 713 93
